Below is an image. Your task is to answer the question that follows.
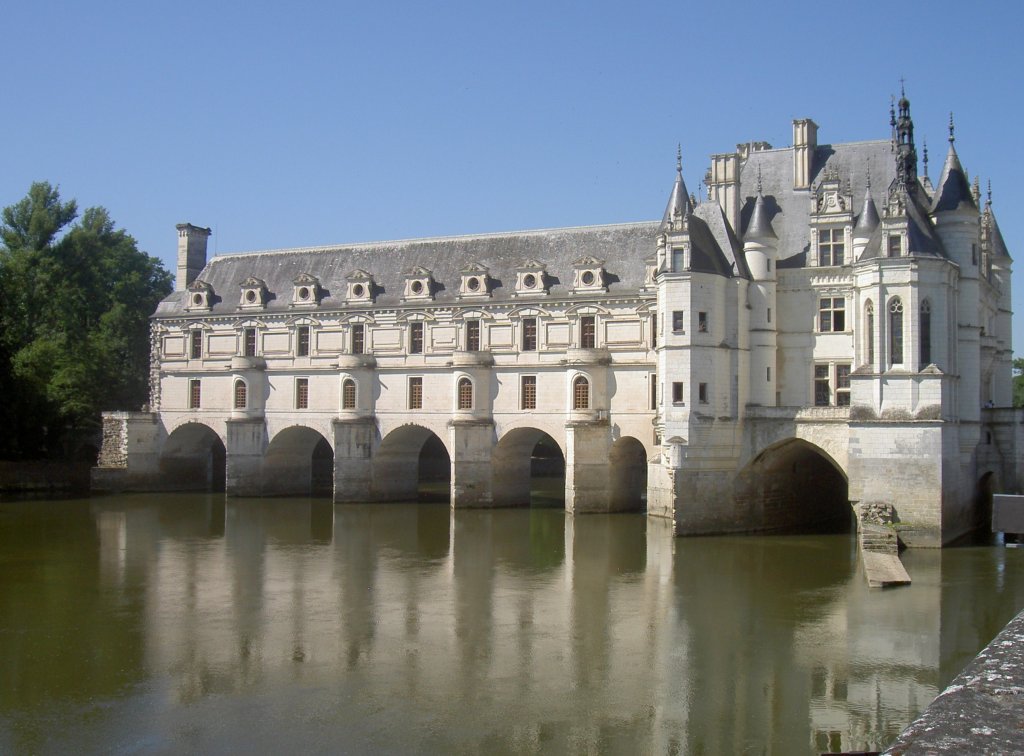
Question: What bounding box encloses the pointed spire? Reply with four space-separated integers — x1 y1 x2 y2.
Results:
931 118 977 214
855 176 880 237
971 175 981 205
661 145 693 229
744 164 777 241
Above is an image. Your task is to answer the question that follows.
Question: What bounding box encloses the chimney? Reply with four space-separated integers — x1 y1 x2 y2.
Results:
175 223 212 292
792 119 818 190
708 152 741 231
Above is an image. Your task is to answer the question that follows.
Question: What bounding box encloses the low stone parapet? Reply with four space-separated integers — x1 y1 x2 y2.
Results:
884 607 1024 754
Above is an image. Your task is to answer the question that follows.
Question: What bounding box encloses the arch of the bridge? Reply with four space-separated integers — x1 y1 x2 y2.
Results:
161 421 226 492
374 424 451 502
735 437 852 534
609 436 647 512
492 426 566 507
263 425 333 497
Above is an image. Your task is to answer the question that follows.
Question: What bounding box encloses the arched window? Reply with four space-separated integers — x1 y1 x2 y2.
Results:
233 380 247 409
342 378 356 410
920 299 932 366
457 377 473 410
865 300 875 367
572 376 590 410
889 297 904 365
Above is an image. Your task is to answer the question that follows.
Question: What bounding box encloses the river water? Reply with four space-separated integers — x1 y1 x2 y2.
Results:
1 494 1022 755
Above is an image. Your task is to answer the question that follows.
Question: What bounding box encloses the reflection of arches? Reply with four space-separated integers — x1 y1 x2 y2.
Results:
493 428 565 507
264 426 333 497
609 436 647 512
735 438 851 534
375 425 450 502
162 422 226 492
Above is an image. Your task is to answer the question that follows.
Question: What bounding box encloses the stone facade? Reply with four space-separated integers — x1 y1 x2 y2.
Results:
94 95 1019 546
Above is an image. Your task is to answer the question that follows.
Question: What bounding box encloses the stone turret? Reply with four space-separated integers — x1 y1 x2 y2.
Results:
744 175 778 406
853 181 880 260
176 223 212 292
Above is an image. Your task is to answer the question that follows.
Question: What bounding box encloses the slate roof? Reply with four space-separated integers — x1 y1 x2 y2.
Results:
738 139 896 268
156 222 661 317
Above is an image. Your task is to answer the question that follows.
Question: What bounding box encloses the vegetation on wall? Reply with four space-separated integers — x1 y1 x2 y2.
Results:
1014 358 1024 408
0 182 172 460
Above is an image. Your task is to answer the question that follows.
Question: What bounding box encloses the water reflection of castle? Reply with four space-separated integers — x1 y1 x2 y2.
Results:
88 498 1024 753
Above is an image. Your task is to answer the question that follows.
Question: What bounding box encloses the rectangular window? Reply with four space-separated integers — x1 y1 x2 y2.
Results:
190 330 202 359
672 248 685 272
818 297 846 332
672 381 685 405
814 365 830 406
522 318 537 351
767 307 772 324
521 375 537 410
352 324 365 355
342 379 356 410
819 228 845 266
410 322 424 354
296 378 309 409
651 313 657 348
836 364 851 406
888 234 902 258
244 328 257 357
698 312 708 333
698 382 708 404
297 326 310 357
408 377 423 410
650 374 658 410
766 366 771 382
580 316 596 348
466 320 480 352
189 379 201 409
672 310 686 333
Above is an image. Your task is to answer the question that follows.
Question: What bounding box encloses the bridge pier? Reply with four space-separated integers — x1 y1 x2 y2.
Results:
332 417 375 502
225 418 265 496
565 419 612 513
449 419 495 508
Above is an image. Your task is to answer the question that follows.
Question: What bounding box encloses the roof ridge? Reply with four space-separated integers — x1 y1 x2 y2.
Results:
212 220 661 260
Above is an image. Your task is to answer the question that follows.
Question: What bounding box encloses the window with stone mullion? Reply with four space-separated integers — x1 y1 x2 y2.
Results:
818 228 844 266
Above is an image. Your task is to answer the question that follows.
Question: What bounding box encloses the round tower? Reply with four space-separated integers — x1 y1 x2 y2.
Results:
743 180 778 406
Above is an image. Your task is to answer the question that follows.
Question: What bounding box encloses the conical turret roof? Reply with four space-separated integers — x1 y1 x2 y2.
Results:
661 149 693 229
854 184 880 237
931 125 977 214
744 191 776 241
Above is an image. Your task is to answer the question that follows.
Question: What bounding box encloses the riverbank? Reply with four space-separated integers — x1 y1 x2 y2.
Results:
0 461 90 496
884 605 1024 754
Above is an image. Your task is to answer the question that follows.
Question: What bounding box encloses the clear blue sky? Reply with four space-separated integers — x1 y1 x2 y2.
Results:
4 1 1021 352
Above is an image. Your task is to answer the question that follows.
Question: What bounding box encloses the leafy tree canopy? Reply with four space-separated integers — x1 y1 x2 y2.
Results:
0 182 172 459
1014 358 1024 409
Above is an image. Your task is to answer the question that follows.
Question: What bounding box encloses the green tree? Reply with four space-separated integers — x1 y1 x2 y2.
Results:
0 182 172 459
1014 358 1024 408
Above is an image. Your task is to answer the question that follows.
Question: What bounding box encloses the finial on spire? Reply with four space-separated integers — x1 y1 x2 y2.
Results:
987 179 992 207
676 144 682 174
756 164 763 194
890 96 896 126
948 112 955 144
922 138 929 177
971 175 980 205
900 77 906 98
866 169 871 189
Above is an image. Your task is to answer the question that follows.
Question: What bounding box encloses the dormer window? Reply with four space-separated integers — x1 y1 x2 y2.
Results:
459 262 493 298
887 234 902 257
239 277 268 310
403 267 435 301
346 269 376 304
292 273 321 307
514 259 550 296
571 256 608 293
186 280 213 312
